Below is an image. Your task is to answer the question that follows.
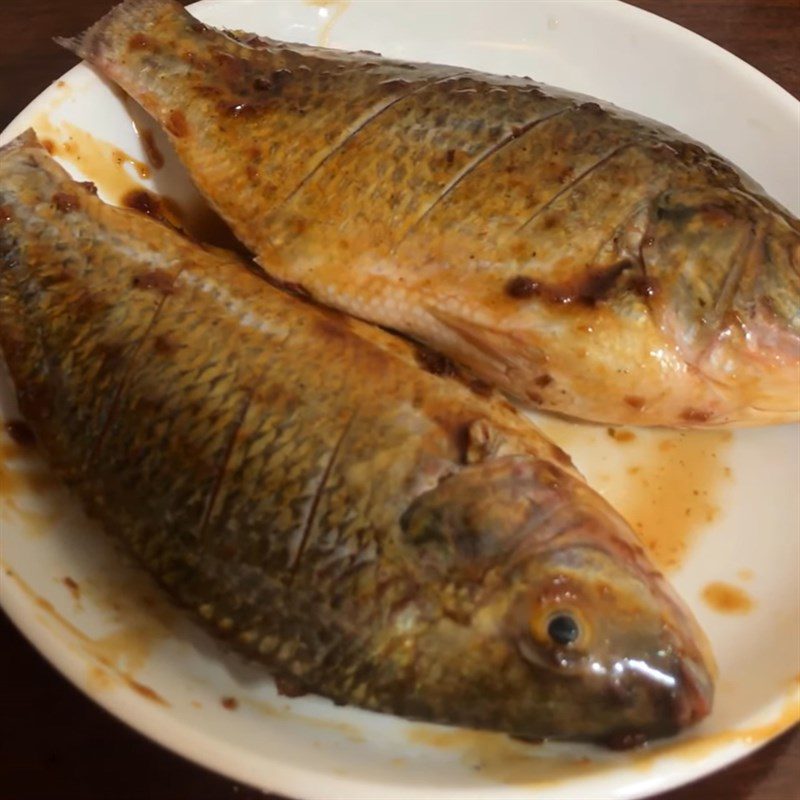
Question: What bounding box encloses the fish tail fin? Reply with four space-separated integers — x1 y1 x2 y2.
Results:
55 0 186 61
0 129 41 157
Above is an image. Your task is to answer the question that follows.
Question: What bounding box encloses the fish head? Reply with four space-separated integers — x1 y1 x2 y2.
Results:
642 186 800 422
507 533 715 746
401 451 714 744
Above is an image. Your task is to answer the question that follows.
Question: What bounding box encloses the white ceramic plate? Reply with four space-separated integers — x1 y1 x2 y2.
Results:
1 2 798 798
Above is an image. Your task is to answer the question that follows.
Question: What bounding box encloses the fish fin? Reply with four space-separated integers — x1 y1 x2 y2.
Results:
56 0 184 61
426 303 545 391
0 129 41 155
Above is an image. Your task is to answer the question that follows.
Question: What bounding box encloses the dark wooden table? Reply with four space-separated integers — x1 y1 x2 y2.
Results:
1 1 798 798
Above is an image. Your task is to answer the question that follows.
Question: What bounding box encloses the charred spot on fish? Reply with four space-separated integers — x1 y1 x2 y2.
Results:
680 407 713 423
124 189 161 219
624 395 646 410
5 419 36 447
189 20 209 33
78 181 98 195
253 76 272 91
132 270 177 294
274 674 308 698
128 34 151 50
52 192 79 213
551 445 572 467
648 142 677 163
153 334 179 356
673 141 708 165
527 391 543 404
140 129 165 170
534 374 553 388
73 290 103 317
577 259 635 306
415 345 457 378
542 213 561 231
194 84 223 99
212 50 249 82
98 341 126 371
605 730 649 750
445 149 455 166
467 378 493 398
506 275 540 299
557 166 575 184
220 696 238 710
270 277 311 300
379 78 411 92
42 266 75 288
628 274 659 299
17 381 52 423
167 110 189 137
314 316 350 341
0 205 12 224
579 102 604 115
272 68 293 86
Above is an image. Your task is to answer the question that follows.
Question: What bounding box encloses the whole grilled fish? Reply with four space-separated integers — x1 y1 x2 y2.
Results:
58 0 800 428
0 131 714 745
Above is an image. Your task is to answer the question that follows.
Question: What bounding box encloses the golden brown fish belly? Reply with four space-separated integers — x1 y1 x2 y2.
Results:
57 0 800 427
0 131 715 744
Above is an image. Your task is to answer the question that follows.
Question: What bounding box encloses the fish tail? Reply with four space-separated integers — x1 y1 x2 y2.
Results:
55 0 185 61
0 129 40 156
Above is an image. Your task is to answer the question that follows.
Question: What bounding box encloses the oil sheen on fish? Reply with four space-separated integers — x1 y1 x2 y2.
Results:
0 131 714 745
57 0 800 427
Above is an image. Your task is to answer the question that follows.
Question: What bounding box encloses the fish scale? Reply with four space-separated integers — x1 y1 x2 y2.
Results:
1 131 715 744
59 0 800 426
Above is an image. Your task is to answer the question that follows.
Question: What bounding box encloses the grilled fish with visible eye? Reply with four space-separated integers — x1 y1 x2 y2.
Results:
57 0 800 427
0 131 714 745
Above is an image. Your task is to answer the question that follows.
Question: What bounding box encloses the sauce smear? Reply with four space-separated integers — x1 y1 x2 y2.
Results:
535 417 731 571
702 581 754 614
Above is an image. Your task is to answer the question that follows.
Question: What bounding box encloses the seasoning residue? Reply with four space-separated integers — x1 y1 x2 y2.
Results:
62 576 81 604
535 416 732 571
702 581 754 615
407 676 799 785
32 118 150 199
607 427 636 443
29 115 245 252
4 566 171 707
246 697 364 742
407 726 597 785
141 129 165 169
1 429 59 528
221 695 239 710
619 430 731 569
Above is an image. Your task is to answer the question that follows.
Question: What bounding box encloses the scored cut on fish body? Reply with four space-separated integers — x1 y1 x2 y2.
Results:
0 131 714 745
56 0 800 428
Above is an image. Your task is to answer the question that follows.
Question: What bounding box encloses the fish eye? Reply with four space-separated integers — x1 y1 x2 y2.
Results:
547 613 580 645
529 604 591 654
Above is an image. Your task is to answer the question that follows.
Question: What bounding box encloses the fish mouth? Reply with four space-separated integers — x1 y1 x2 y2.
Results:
672 654 714 729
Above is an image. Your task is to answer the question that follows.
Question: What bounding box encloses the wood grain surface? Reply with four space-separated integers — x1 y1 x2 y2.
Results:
0 1 798 798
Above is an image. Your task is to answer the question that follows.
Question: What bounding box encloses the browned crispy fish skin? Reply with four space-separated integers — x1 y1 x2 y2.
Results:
1 131 714 744
57 0 800 427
